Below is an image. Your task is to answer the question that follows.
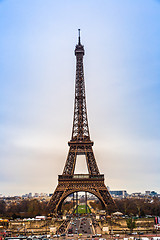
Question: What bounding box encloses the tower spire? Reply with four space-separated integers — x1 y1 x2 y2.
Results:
72 29 89 141
78 29 81 45
62 31 100 176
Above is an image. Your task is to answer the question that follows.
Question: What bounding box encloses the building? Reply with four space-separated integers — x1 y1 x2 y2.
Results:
110 190 128 198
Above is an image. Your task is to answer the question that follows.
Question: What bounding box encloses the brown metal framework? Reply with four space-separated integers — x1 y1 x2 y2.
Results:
48 30 116 214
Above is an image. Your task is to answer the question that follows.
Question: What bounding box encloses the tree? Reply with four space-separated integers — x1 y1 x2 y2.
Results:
126 218 136 234
0 200 6 216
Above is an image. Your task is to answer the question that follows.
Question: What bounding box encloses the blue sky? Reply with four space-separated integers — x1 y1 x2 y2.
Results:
0 0 160 196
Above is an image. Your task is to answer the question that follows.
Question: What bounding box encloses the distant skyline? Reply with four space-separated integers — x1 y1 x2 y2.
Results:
0 189 159 198
0 0 160 196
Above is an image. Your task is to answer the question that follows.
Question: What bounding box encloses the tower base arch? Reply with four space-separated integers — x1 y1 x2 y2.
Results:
48 174 116 215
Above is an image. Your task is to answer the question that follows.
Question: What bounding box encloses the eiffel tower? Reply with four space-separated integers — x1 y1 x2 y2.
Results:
48 30 116 215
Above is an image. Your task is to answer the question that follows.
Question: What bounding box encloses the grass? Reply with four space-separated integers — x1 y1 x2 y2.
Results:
74 204 91 214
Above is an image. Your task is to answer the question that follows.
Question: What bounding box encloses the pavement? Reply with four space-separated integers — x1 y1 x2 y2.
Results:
67 217 92 235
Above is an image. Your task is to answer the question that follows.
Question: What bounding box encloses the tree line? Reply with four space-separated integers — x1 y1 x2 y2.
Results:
115 198 160 216
0 199 48 219
0 197 160 219
88 198 160 216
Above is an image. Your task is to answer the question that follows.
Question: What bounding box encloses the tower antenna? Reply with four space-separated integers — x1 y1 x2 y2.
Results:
78 29 81 45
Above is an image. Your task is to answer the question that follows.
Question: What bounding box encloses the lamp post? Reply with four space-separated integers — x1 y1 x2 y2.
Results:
46 220 47 235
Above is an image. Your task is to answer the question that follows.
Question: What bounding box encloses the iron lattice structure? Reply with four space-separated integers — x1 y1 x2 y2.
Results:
48 30 116 214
